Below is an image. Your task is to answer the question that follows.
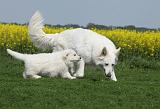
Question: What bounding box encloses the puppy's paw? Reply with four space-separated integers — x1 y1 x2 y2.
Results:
32 75 42 79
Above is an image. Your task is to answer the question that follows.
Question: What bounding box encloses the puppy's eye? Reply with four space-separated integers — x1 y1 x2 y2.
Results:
112 64 115 66
105 63 109 66
74 54 76 56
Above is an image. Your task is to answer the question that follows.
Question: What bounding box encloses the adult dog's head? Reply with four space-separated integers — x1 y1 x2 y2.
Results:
95 47 121 81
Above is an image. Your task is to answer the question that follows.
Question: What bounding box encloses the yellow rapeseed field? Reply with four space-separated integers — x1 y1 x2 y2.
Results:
0 24 160 57
93 28 160 57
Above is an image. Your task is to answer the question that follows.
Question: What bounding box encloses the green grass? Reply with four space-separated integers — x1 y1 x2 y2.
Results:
0 50 160 109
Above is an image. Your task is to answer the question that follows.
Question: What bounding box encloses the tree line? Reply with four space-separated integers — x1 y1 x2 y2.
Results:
0 22 159 32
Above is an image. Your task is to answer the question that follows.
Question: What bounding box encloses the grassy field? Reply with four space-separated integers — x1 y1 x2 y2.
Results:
0 50 160 109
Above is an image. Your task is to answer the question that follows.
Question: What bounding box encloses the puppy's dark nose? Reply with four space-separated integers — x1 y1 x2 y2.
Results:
79 57 81 59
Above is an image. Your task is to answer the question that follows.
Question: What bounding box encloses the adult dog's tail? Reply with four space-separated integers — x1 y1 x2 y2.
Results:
28 11 54 50
7 49 26 61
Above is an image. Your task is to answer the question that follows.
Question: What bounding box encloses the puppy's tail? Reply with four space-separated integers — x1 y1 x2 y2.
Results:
7 49 26 61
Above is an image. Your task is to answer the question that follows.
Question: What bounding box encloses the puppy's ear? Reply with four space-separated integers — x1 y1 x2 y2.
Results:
63 53 69 60
66 53 69 57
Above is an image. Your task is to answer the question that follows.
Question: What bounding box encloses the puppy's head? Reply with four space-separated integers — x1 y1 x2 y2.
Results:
63 49 81 63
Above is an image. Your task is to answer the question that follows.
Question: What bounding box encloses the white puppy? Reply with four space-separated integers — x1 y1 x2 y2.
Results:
29 11 121 81
7 49 81 79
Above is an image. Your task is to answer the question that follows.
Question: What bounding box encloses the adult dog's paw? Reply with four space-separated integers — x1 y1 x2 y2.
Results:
73 73 84 78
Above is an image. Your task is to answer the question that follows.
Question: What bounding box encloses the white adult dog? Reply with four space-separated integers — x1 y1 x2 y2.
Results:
28 11 121 81
7 49 81 79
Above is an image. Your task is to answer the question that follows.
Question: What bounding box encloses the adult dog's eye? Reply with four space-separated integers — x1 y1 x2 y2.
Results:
105 63 109 66
74 54 76 56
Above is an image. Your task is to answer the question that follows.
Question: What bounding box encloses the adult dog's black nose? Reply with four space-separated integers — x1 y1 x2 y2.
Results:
105 73 111 78
79 57 81 59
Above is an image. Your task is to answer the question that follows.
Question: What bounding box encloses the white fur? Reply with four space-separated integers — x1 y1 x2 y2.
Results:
28 11 121 81
7 49 81 79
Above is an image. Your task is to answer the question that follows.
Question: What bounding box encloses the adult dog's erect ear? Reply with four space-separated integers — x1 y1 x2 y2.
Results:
101 47 107 56
99 47 107 59
115 47 121 57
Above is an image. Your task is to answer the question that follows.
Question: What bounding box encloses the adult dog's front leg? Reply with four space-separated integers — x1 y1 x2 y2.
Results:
73 59 85 78
61 72 76 79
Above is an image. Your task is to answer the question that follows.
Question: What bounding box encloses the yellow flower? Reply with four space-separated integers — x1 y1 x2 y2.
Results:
0 24 160 57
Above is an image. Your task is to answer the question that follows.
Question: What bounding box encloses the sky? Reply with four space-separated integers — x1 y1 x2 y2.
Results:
0 0 160 28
